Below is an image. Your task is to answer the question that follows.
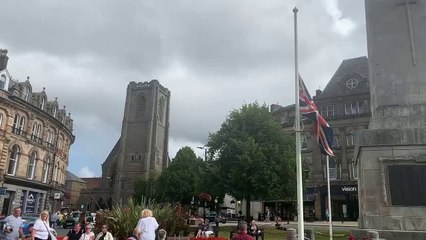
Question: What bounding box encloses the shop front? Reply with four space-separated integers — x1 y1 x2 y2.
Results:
319 184 358 221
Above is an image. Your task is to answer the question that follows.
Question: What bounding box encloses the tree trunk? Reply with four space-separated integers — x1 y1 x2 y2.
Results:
245 195 251 222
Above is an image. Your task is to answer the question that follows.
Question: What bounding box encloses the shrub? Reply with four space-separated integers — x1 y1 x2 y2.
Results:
102 197 189 240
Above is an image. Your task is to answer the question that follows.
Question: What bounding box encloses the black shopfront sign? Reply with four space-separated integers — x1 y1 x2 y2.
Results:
320 185 358 195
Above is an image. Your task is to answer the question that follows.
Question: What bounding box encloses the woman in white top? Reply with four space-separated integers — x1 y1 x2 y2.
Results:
79 224 95 240
95 224 113 240
32 211 55 240
136 209 159 240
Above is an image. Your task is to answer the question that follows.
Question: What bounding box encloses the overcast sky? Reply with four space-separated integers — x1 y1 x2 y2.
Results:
0 0 366 177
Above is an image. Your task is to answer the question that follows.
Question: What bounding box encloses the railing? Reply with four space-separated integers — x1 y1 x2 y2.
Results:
8 126 68 159
11 126 27 136
30 134 43 144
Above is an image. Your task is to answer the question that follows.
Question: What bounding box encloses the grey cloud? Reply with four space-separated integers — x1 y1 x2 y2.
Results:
0 0 367 175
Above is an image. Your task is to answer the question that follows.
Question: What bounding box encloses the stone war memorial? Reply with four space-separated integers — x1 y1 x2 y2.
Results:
353 0 426 239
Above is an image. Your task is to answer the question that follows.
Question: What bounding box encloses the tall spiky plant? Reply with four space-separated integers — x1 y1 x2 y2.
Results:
104 197 189 240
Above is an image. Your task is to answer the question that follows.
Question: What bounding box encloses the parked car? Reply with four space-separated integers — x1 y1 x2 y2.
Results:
22 216 37 234
205 212 226 224
63 212 93 228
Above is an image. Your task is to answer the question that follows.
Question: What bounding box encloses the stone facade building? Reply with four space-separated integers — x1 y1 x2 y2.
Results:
63 171 86 211
270 56 370 221
0 49 74 215
100 80 171 203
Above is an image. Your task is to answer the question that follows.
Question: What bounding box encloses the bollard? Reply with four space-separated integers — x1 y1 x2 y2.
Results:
367 231 379 240
304 228 315 240
286 228 297 240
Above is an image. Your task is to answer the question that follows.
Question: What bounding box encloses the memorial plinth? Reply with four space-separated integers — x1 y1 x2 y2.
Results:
353 1 426 239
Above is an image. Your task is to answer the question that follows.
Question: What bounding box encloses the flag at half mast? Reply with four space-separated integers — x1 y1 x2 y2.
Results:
299 75 334 156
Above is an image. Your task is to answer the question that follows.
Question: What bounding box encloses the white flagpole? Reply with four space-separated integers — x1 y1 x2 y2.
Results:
326 155 333 240
293 7 305 239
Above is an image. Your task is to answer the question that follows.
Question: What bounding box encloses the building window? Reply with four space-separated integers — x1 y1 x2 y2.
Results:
40 97 45 110
42 157 50 183
158 97 165 122
57 138 62 149
46 130 52 144
0 74 6 90
12 114 25 135
31 123 38 141
346 132 355 146
136 95 146 118
23 86 30 101
346 78 359 89
53 164 58 182
36 124 42 142
0 113 3 129
351 162 358 180
333 136 341 147
7 145 20 175
27 151 37 179
320 104 337 117
344 102 364 115
323 157 340 180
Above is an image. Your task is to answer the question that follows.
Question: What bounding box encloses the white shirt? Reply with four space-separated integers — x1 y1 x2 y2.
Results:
33 219 53 240
136 217 159 240
4 215 23 240
79 232 95 240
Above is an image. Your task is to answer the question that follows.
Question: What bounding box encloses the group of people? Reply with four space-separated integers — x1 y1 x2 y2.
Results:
2 208 165 240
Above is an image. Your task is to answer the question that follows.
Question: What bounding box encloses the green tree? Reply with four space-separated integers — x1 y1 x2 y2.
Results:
156 146 204 203
208 102 296 218
134 171 160 204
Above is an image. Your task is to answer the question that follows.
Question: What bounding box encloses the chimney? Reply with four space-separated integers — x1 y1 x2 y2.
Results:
315 89 322 97
0 49 9 71
270 104 282 112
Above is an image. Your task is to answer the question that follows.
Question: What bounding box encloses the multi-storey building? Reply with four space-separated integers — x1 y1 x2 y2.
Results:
0 49 74 215
271 56 370 221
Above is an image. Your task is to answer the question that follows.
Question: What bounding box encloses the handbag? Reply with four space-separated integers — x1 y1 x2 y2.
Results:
42 221 56 240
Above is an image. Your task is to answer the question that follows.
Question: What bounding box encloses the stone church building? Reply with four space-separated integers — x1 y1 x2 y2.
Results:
102 80 171 203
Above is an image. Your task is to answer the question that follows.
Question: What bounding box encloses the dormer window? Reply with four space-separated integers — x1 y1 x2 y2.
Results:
40 97 45 110
0 74 6 90
23 86 30 101
53 106 57 117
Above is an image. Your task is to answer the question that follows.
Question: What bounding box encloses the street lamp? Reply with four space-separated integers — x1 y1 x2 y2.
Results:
214 197 218 213
197 146 208 161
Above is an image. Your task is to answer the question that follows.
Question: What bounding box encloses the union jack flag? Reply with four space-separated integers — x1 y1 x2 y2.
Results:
299 76 334 156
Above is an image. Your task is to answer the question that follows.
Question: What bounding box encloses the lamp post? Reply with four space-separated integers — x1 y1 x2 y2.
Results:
197 146 208 161
214 197 218 213
204 201 207 219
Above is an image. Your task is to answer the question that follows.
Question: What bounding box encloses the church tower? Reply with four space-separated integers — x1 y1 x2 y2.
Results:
103 80 171 203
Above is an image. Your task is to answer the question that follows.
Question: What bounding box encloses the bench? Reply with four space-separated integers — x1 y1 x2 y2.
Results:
190 225 219 237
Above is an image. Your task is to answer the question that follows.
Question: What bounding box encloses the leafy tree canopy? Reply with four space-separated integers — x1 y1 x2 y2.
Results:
156 146 204 203
208 102 296 215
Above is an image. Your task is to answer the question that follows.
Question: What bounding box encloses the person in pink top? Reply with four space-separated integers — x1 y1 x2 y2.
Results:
136 209 159 240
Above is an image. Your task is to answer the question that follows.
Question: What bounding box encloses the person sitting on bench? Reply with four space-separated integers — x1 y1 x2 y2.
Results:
196 219 213 237
249 220 261 236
